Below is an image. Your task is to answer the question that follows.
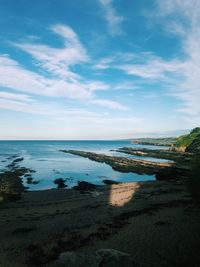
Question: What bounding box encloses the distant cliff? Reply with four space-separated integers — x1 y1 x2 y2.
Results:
131 137 177 146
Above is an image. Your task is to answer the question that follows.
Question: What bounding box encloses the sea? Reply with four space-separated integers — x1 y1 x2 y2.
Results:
0 140 169 191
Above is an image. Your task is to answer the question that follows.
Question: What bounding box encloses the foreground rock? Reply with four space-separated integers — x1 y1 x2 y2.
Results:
54 178 67 189
0 171 24 201
0 156 36 202
73 181 97 191
57 249 133 267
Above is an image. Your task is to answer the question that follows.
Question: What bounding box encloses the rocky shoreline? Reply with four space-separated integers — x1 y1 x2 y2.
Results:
60 149 191 180
0 129 200 266
114 147 192 163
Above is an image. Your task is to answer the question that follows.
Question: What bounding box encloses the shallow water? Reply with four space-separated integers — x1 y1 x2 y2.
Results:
0 140 170 190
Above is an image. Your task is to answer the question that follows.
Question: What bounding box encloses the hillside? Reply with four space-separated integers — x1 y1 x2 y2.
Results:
186 133 200 153
174 127 200 152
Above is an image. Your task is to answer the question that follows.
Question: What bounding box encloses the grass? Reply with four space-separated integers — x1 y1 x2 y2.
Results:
175 127 200 148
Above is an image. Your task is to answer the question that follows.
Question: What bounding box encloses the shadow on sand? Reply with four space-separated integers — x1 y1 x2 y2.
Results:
0 175 200 267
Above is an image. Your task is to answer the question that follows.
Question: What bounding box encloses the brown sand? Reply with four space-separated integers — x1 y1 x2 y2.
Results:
0 180 200 267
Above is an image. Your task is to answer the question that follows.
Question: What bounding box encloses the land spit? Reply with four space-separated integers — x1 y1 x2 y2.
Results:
60 149 191 180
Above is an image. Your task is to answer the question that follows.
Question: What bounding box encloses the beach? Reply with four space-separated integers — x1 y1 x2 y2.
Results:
0 136 200 267
0 179 200 266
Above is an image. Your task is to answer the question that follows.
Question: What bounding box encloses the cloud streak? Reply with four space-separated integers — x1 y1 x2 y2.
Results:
0 91 142 139
154 0 200 121
0 24 128 111
98 0 123 36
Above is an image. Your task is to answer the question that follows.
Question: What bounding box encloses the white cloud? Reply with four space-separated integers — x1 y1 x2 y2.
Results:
118 57 182 80
0 91 142 139
154 0 200 119
94 1 200 120
0 54 92 99
98 0 123 36
14 24 88 80
0 54 127 109
0 24 129 110
0 91 33 102
90 99 129 110
93 53 137 70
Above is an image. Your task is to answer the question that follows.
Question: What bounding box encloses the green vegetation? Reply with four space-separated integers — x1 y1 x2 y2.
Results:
175 127 200 149
0 171 24 201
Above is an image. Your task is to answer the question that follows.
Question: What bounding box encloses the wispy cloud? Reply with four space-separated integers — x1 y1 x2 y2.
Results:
94 0 200 121
0 91 33 102
90 99 129 110
117 56 182 80
14 24 88 80
93 53 136 70
154 0 200 120
0 24 128 111
95 52 182 81
98 0 123 36
0 91 142 139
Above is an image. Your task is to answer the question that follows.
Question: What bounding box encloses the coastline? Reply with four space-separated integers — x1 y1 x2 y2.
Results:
0 133 200 266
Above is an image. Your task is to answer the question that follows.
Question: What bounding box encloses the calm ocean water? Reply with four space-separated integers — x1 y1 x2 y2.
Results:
0 140 169 191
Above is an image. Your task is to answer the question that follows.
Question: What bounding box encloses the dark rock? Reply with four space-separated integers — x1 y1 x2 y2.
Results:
61 150 175 176
97 249 133 267
156 167 190 180
32 180 39 185
26 177 39 185
12 227 36 235
57 251 99 267
27 177 33 184
73 181 97 191
54 178 67 189
13 157 24 163
0 171 24 201
103 179 120 185
186 134 200 153
57 249 133 267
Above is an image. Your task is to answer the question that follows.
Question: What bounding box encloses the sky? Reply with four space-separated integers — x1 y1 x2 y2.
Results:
0 0 200 140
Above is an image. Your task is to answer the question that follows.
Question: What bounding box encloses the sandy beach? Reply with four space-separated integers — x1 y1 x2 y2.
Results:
1 179 200 267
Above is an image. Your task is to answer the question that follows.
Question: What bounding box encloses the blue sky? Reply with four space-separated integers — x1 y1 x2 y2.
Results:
0 0 199 139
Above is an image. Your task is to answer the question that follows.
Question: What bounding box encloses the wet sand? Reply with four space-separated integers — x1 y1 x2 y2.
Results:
0 180 200 267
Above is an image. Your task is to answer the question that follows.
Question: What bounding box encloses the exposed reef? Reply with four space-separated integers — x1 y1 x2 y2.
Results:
60 150 189 180
114 147 192 163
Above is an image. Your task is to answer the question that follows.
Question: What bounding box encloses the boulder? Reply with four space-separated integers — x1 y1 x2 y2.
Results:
54 178 67 189
57 249 133 267
57 251 99 267
96 249 133 267
102 179 120 185
73 181 97 191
